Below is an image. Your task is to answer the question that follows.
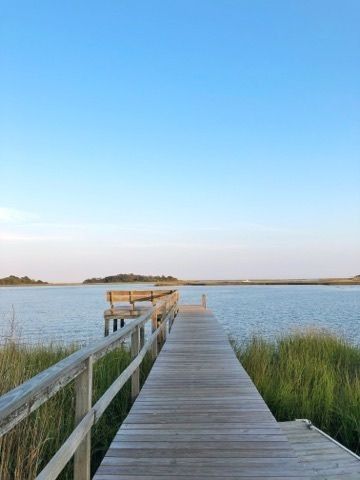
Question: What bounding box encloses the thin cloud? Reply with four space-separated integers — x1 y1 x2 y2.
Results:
106 242 247 251
26 221 301 235
0 207 38 223
0 233 70 242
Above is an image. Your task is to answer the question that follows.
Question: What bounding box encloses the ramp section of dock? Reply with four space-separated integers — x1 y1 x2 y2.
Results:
281 420 360 478
94 305 307 479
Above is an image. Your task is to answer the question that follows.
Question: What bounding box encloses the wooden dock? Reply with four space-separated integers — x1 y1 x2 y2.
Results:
94 305 307 479
0 291 358 479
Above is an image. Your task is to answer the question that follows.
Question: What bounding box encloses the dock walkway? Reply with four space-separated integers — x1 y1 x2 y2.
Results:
94 305 308 479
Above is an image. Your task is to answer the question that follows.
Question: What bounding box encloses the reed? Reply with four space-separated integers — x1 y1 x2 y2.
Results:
233 329 360 454
0 341 153 479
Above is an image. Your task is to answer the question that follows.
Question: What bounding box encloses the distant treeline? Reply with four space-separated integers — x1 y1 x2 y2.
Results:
0 275 48 285
83 273 178 284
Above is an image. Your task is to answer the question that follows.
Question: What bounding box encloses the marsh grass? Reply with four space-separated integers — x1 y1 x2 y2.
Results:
0 341 153 479
1 324 359 478
233 329 360 454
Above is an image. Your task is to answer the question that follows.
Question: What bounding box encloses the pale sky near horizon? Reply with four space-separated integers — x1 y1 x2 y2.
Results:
1 1 359 282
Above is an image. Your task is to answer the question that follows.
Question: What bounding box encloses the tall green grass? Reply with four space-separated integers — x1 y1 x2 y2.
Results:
0 341 153 479
233 329 360 454
1 326 359 478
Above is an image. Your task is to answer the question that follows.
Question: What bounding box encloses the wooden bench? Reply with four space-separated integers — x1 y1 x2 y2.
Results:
104 290 178 336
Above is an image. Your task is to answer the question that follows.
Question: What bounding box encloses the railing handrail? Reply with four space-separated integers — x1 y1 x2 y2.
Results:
0 291 178 437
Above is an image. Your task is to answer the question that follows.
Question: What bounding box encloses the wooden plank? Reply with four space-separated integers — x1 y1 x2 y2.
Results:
93 477 316 480
94 306 308 479
93 476 317 480
104 306 149 321
281 421 360 476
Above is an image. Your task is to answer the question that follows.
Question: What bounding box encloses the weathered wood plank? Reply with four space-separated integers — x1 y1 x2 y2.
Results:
74 356 93 480
281 420 360 476
93 476 319 480
93 306 308 479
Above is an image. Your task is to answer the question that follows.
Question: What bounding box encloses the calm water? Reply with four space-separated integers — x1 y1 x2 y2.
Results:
0 284 359 345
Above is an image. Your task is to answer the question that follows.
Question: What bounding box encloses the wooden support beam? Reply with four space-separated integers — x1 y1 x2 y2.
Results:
202 294 207 309
104 318 110 337
169 308 175 332
157 312 162 351
131 326 140 400
113 319 118 332
140 325 145 349
162 303 167 343
74 356 93 480
151 310 158 359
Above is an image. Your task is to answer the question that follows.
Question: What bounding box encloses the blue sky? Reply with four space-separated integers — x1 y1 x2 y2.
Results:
1 1 359 281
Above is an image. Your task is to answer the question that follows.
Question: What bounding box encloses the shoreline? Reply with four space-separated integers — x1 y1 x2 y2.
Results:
155 278 360 286
1 278 359 287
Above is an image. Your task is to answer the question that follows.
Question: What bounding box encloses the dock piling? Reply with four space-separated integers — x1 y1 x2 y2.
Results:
113 318 118 332
201 294 207 309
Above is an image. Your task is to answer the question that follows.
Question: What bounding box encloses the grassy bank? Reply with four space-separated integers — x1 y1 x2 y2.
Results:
233 330 360 455
1 330 359 478
0 341 153 479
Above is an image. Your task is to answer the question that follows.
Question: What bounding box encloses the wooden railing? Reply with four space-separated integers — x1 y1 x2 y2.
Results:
104 289 177 336
0 290 179 480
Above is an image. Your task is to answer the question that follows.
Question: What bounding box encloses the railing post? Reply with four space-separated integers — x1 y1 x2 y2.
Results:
104 318 110 337
140 325 145 349
172 301 177 326
131 326 140 400
157 311 162 351
151 308 158 360
162 303 167 343
74 356 93 480
175 292 180 316
201 294 207 309
169 308 174 332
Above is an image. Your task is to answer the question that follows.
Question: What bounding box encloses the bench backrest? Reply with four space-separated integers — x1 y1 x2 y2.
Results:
106 290 176 306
